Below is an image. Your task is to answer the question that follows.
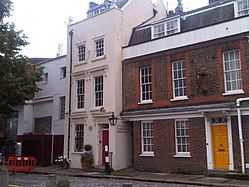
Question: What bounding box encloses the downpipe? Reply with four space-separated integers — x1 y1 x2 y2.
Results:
236 97 249 174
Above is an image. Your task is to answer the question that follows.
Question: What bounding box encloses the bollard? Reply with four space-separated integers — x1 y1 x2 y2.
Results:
46 174 56 187
0 170 9 187
104 145 110 175
57 178 70 187
122 183 132 187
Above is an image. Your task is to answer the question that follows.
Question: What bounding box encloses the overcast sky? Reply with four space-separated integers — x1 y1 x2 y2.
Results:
11 0 208 58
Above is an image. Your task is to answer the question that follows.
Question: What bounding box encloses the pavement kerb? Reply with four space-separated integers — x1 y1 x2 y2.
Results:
30 170 249 187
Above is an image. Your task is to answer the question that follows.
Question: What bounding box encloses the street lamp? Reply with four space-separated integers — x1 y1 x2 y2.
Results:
109 112 118 126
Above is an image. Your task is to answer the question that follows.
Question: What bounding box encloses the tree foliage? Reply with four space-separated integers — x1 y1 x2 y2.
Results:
0 0 43 117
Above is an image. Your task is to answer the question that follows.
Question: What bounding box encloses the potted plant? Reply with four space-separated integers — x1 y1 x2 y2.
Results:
55 155 70 169
81 144 93 171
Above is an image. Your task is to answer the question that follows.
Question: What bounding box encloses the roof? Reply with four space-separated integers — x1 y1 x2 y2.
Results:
128 0 235 46
35 55 66 66
29 58 52 65
116 0 129 8
122 102 236 116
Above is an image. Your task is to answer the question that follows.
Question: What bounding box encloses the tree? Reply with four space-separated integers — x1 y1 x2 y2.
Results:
0 0 43 118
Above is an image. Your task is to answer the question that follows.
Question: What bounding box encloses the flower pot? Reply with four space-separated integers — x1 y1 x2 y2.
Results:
82 161 92 171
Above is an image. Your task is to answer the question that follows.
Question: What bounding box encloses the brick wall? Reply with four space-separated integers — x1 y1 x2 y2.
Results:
133 117 207 173
123 34 249 111
231 115 249 172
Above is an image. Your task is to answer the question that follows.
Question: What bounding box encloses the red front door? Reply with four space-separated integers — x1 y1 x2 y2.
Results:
102 130 109 165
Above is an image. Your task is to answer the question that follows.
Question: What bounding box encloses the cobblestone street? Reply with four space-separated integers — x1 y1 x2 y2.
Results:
8 173 198 187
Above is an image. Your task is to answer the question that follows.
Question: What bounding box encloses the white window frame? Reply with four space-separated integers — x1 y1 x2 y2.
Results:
235 0 249 17
139 67 152 104
174 119 190 157
78 44 86 63
171 60 188 101
140 121 154 157
43 73 48 84
222 49 244 95
59 96 66 120
95 38 104 58
153 22 165 39
94 75 104 107
76 79 85 109
151 17 181 39
74 124 84 152
60 66 66 79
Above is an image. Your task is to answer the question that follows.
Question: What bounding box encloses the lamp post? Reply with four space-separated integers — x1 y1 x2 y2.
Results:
105 112 121 174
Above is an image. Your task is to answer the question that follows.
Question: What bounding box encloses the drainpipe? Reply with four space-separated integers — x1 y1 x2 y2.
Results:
67 30 73 158
236 97 249 174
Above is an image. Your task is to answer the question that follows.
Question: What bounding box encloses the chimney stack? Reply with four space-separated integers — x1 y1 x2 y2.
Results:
89 2 98 9
209 0 224 5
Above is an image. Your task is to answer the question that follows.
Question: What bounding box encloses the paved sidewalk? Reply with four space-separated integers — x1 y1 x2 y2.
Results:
27 166 249 187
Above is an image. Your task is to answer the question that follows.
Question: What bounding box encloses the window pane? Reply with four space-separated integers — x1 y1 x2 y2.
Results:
223 50 242 92
172 60 186 97
141 122 153 153
140 67 152 101
77 80 85 109
175 120 189 153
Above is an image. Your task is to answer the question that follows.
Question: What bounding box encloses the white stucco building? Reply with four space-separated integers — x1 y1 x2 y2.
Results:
65 0 155 170
17 55 67 166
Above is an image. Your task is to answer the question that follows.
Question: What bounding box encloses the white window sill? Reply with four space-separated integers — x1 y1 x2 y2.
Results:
222 90 244 96
92 55 106 62
170 96 188 102
138 100 153 105
139 152 155 157
174 153 191 158
71 152 84 154
74 61 87 67
76 108 85 112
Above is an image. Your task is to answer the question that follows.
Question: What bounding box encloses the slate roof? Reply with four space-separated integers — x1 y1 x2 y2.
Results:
29 58 52 65
128 0 236 46
122 102 237 116
116 0 129 9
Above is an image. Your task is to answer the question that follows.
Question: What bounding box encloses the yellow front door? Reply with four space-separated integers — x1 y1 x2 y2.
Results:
212 125 229 170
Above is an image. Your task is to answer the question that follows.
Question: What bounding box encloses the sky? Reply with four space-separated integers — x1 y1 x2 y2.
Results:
11 0 209 58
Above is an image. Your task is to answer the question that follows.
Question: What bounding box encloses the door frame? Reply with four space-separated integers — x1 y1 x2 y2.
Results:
205 116 234 171
99 124 109 166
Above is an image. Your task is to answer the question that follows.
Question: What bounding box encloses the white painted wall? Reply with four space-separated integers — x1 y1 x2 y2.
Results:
65 0 154 170
18 56 67 136
17 102 33 135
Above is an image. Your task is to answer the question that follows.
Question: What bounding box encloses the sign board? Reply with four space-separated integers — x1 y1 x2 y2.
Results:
117 124 129 133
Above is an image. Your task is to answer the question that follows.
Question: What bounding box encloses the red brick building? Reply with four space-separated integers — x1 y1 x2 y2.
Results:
122 0 249 174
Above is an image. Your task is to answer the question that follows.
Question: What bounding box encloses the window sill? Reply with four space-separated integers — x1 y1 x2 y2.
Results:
92 55 106 62
222 90 244 96
71 152 84 154
138 100 153 105
174 153 191 158
170 96 188 102
74 61 87 67
139 153 155 157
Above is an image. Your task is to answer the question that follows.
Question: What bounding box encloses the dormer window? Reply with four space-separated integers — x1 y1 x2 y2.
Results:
235 0 249 17
166 19 179 35
153 23 165 38
152 17 181 39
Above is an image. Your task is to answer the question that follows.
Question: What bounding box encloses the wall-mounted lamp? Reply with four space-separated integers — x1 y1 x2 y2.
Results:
109 112 122 126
